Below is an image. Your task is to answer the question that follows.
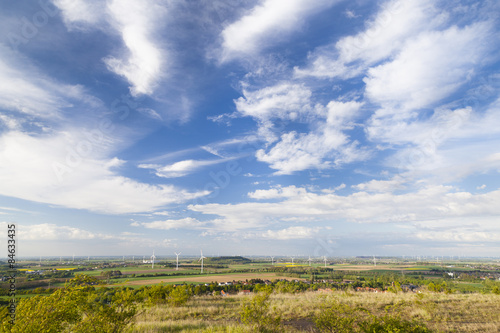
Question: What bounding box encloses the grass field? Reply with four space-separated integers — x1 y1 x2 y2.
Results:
133 290 500 332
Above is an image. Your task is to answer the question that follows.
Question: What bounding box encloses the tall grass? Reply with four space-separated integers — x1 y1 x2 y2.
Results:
132 291 500 332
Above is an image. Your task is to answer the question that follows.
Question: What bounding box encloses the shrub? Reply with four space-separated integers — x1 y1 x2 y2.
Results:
315 300 361 332
239 291 281 332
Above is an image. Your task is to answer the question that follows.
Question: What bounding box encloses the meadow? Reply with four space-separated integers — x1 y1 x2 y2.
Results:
134 290 500 332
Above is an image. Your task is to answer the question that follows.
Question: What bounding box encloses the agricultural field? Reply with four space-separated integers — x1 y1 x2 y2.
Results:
0 256 499 332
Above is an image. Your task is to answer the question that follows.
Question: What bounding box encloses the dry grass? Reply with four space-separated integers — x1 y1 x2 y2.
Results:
132 291 500 332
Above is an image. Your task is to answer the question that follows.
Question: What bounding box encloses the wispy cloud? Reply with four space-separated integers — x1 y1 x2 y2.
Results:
295 0 445 79
219 0 341 61
54 0 168 96
139 157 236 178
0 131 208 214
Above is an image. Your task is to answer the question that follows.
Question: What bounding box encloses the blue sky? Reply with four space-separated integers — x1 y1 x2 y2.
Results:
1 0 500 258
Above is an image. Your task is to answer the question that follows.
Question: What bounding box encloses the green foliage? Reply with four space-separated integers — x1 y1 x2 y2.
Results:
315 298 433 333
359 313 432 333
239 291 281 332
315 300 362 332
0 275 139 333
168 285 192 306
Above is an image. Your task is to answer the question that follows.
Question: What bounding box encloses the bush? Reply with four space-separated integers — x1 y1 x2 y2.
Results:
315 299 433 333
315 300 361 332
359 314 432 333
239 291 281 332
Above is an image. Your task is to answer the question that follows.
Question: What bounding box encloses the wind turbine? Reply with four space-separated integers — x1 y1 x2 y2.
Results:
308 256 313 266
323 256 327 268
290 257 295 265
175 252 181 271
151 251 156 269
373 255 376 267
199 250 206 274
270 256 274 265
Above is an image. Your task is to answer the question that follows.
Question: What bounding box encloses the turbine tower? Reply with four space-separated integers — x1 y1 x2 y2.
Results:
373 255 376 267
308 256 313 266
199 250 206 274
151 250 156 269
270 256 274 265
323 256 327 268
175 252 181 271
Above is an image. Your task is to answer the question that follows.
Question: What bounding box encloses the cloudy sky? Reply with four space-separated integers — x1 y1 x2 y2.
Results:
1 0 499 258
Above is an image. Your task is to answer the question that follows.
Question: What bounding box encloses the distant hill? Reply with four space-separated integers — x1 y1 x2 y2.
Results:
203 256 251 265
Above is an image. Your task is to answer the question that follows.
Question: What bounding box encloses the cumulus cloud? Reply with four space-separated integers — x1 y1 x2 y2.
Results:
352 176 406 193
234 83 315 143
138 217 206 230
261 226 321 240
249 185 307 200
190 185 500 227
220 0 340 61
250 100 367 174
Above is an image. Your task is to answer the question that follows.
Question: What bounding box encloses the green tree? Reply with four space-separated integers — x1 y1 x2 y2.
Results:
0 275 139 333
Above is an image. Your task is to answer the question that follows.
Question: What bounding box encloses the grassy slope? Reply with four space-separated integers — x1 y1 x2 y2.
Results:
133 291 500 332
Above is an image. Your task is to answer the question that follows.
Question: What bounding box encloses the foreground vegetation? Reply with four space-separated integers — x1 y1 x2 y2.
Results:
1 275 500 332
0 257 499 332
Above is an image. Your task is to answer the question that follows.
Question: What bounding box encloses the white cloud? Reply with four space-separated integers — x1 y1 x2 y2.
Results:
190 185 500 228
220 0 340 61
52 0 106 28
235 83 315 143
137 108 162 120
249 185 307 200
139 217 206 230
104 0 167 96
0 131 208 214
364 22 491 111
295 0 446 79
352 176 406 193
261 226 320 240
54 0 167 96
0 47 90 119
0 222 98 241
139 158 234 178
253 100 367 174
416 231 500 242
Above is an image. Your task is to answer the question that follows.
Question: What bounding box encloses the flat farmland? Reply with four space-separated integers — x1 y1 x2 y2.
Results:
114 272 304 286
